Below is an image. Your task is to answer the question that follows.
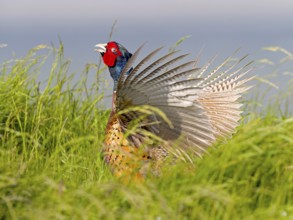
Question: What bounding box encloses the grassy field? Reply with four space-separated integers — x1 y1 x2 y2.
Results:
0 44 292 220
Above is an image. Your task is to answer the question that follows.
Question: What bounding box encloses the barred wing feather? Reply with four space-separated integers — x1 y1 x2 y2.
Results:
116 45 253 158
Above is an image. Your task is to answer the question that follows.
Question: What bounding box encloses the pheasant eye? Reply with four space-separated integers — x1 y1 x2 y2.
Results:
111 48 117 53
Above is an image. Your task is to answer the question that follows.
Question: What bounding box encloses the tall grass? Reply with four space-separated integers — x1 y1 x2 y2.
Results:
0 44 292 220
247 46 293 118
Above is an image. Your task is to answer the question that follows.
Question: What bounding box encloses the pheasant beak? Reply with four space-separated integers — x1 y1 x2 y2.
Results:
94 43 107 54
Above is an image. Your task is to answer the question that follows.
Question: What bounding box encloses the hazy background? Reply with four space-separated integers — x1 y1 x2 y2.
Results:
1 0 293 109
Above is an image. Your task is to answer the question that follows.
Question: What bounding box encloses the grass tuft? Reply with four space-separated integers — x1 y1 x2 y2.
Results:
0 44 292 219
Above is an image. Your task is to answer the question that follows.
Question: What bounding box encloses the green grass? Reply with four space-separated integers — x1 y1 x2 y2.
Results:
0 44 292 220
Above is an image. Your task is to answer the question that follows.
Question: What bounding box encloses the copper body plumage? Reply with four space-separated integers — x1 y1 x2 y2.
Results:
95 41 254 180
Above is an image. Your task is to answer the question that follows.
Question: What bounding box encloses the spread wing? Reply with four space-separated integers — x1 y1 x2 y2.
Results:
115 45 254 159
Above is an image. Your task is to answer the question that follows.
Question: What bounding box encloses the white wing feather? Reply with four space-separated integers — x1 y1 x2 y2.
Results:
116 45 254 158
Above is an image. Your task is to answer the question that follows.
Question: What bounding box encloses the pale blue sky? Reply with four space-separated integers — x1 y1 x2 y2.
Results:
1 0 293 109
2 0 292 59
1 0 293 25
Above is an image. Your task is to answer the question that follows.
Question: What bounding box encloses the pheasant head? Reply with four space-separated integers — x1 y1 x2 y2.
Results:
95 41 132 90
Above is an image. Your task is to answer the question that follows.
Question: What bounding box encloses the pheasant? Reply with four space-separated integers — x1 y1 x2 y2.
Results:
95 41 253 180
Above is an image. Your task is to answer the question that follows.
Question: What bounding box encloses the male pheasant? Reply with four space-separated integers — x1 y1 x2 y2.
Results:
95 41 253 180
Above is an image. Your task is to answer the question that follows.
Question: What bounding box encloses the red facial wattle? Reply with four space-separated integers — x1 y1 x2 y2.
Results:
103 53 117 67
102 42 122 67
